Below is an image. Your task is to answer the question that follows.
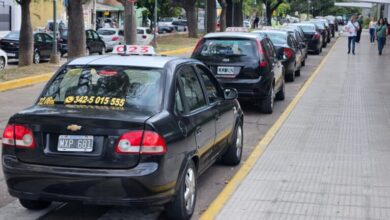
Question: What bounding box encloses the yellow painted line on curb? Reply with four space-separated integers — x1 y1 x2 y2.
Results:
0 47 195 93
200 39 339 220
0 73 52 92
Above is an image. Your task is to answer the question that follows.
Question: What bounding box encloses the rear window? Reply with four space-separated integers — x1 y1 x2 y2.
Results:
264 32 287 45
4 31 19 40
97 29 116 35
39 66 163 112
299 25 315 32
194 39 258 61
137 29 144 34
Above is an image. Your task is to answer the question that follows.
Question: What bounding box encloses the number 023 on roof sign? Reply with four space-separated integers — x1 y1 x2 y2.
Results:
112 45 156 55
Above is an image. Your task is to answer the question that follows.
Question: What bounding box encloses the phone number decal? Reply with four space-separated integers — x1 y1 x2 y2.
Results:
64 96 125 107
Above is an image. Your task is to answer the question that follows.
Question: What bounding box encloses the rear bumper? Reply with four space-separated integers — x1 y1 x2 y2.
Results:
218 76 271 100
2 155 176 206
308 40 321 52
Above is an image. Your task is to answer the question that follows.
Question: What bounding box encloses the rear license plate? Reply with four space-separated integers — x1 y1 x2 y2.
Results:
6 53 15 57
58 135 93 152
217 66 235 75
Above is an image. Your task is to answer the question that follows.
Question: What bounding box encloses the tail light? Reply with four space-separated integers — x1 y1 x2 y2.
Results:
2 124 36 148
283 48 293 59
142 35 147 39
193 38 204 53
313 33 321 40
112 36 119 41
115 130 167 155
256 39 267 68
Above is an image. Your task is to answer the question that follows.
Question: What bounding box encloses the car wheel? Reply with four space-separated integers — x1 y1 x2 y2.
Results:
0 57 5 70
301 59 305 67
221 122 243 166
86 48 90 56
99 46 106 55
164 160 196 220
33 51 40 64
285 69 295 82
260 84 274 114
275 78 285 101
19 199 51 210
295 68 301 77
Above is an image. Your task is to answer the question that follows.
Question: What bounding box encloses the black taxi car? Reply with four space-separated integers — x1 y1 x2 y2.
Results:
1 45 244 220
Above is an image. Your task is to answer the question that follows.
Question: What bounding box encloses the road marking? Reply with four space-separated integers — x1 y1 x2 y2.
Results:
0 47 194 93
199 39 339 220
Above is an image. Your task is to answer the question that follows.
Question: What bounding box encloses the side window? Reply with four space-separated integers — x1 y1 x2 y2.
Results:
178 65 206 111
266 40 276 60
118 30 124 36
86 31 93 40
35 34 43 43
92 31 100 40
174 86 185 115
261 40 272 62
44 34 53 44
196 65 222 103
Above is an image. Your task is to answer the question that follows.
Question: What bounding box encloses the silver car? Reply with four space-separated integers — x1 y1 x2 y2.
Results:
97 28 122 52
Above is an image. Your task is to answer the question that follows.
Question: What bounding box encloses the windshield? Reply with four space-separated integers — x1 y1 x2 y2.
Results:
263 32 287 45
39 66 164 113
97 29 116 35
4 31 20 40
194 39 258 61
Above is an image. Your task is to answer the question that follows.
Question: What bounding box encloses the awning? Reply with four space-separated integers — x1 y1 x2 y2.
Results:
335 2 375 8
96 3 124 12
345 0 390 3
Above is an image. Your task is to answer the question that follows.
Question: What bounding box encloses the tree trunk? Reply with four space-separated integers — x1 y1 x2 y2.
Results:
184 3 197 38
206 0 216 33
233 0 243 27
18 0 33 67
218 0 227 32
226 0 233 27
123 1 137 44
68 0 86 59
266 2 272 26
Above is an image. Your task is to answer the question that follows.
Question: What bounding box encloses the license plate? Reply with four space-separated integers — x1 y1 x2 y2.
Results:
217 66 235 75
6 53 15 57
58 135 93 152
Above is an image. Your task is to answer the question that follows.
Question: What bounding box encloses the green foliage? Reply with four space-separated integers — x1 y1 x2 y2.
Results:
289 0 361 17
137 0 182 18
277 2 290 16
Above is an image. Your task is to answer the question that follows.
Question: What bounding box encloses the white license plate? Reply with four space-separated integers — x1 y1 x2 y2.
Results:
217 66 235 75
58 135 94 152
6 53 15 57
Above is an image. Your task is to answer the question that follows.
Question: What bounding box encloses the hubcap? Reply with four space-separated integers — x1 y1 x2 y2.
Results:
236 125 243 158
34 53 40 63
184 167 195 213
270 86 275 109
0 58 4 70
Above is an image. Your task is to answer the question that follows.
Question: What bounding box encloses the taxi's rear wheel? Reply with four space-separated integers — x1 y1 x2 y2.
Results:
221 122 243 166
19 199 51 210
33 51 40 64
260 84 274 114
164 160 196 220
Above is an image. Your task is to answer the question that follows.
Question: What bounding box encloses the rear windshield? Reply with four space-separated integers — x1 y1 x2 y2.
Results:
263 32 287 45
299 25 315 32
39 66 163 112
4 31 19 40
193 39 258 61
97 29 116 35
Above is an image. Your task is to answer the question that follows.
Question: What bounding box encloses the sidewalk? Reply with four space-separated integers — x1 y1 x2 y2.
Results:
215 33 390 219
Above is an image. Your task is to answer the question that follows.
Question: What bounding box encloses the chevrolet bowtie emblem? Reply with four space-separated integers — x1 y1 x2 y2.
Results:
67 124 82 132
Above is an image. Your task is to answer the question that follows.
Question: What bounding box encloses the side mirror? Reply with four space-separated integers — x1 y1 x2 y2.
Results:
224 88 238 100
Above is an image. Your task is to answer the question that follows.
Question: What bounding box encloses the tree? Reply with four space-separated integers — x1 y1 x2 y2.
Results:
170 0 197 38
262 0 284 25
118 0 137 44
217 0 227 31
137 0 182 29
226 0 243 27
67 0 86 58
206 0 217 33
15 0 33 66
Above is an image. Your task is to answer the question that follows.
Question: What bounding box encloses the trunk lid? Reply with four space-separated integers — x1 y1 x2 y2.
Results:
12 105 153 169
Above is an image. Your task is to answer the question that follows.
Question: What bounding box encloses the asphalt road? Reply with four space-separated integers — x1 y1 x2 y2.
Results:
0 39 337 219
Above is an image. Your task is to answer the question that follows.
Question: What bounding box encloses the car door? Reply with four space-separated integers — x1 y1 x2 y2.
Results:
266 39 283 88
288 35 301 67
195 64 235 155
42 33 54 58
86 30 95 52
34 33 45 56
91 30 104 52
176 64 217 174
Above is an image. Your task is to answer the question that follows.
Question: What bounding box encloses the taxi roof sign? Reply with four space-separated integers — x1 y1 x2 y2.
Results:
225 27 249 32
112 45 156 55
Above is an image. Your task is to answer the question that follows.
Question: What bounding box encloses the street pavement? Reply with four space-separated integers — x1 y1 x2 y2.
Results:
0 37 338 219
217 33 390 219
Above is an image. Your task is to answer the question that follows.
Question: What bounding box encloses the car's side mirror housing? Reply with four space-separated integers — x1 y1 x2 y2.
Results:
224 88 238 100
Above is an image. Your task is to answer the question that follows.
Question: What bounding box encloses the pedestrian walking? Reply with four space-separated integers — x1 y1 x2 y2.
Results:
345 15 359 55
356 14 363 43
376 18 387 55
369 16 377 43
253 15 259 29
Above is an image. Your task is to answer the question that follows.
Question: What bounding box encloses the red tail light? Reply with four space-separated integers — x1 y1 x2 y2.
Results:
2 124 36 148
256 39 267 68
142 35 147 39
313 33 321 40
193 38 204 53
283 48 293 59
112 36 119 41
115 130 167 155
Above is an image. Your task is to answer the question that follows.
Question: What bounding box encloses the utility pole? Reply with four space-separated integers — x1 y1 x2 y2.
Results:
50 0 60 64
153 0 158 47
92 0 96 30
204 0 207 32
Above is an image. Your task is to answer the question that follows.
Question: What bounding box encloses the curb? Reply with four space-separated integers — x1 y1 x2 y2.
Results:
0 47 194 93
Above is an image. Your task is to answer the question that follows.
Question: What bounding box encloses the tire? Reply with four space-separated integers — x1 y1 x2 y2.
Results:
86 48 90 56
99 46 106 55
164 161 196 220
295 68 301 77
221 123 243 166
260 84 274 114
33 51 40 64
0 57 5 70
301 59 305 67
285 70 295 82
275 78 285 101
19 199 51 210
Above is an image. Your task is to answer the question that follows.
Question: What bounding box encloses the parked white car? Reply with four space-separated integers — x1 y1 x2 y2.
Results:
97 28 122 52
118 27 153 45
0 49 8 71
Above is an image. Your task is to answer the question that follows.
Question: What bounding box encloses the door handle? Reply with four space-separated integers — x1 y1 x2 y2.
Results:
196 126 202 135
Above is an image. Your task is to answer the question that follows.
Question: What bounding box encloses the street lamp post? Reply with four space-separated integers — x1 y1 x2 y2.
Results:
50 0 60 64
153 0 158 47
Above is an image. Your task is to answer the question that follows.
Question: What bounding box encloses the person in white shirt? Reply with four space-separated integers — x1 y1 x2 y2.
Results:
345 15 360 55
